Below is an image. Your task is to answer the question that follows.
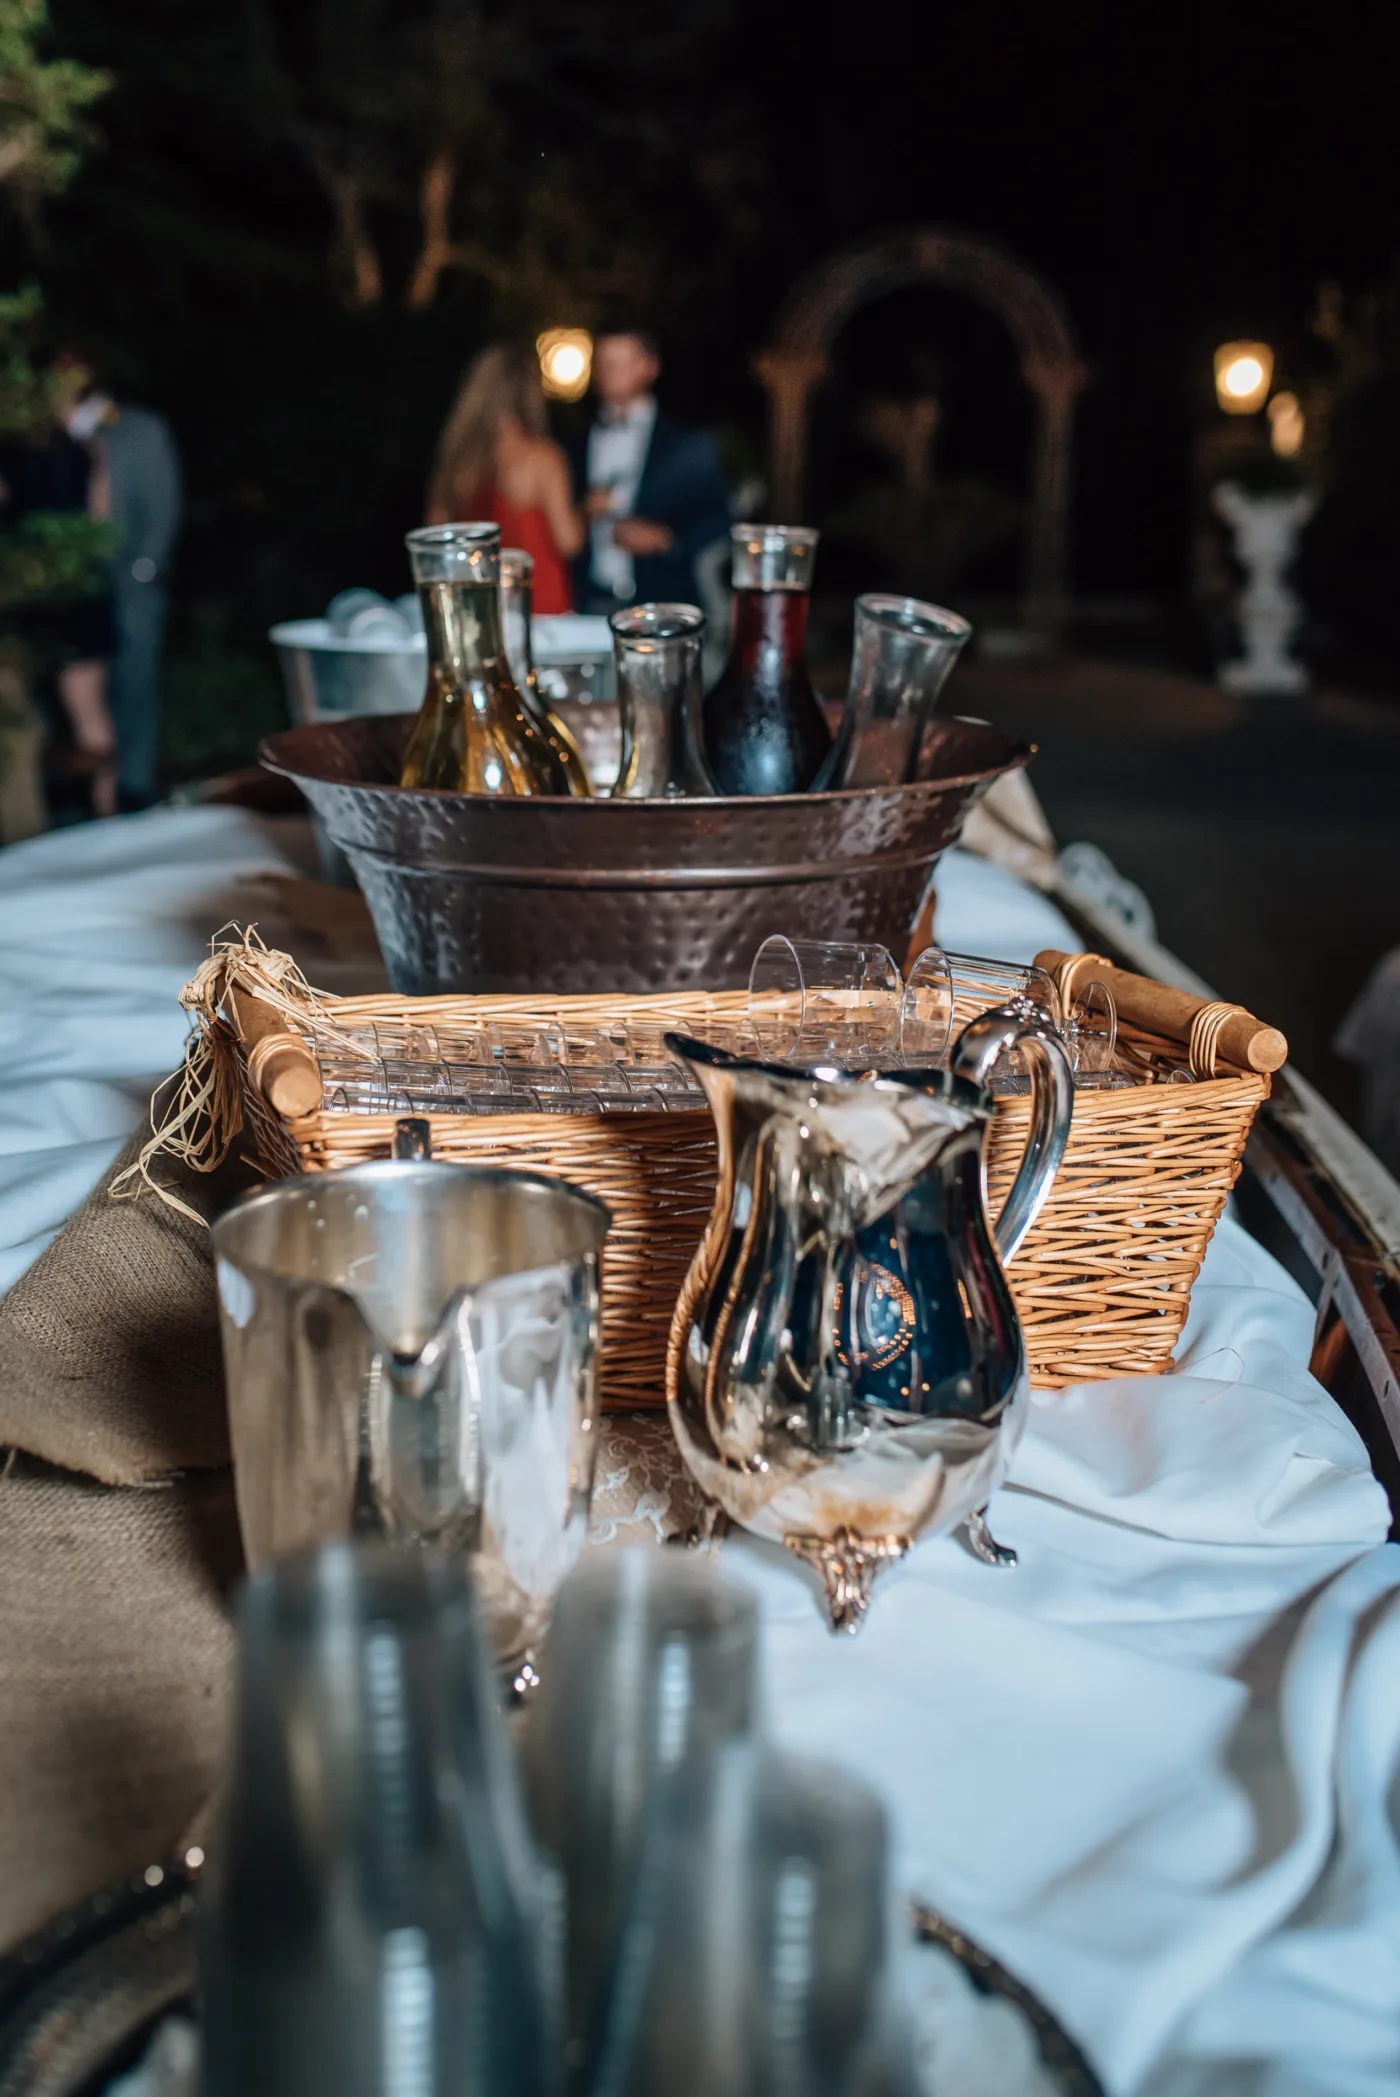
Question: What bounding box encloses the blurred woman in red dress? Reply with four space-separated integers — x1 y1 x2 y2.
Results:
426 344 583 612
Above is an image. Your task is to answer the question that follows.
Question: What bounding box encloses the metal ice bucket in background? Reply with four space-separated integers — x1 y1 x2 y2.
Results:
269 611 614 729
269 617 426 724
211 1160 611 1669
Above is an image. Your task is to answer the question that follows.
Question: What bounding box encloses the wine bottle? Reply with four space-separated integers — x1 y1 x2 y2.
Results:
701 524 832 796
399 523 574 795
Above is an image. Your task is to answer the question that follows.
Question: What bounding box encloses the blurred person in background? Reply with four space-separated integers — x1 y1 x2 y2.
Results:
57 353 182 813
569 327 731 613
0 372 117 819
427 343 583 612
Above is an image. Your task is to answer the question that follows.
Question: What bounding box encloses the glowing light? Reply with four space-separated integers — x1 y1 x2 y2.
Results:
1214 341 1274 415
537 327 593 401
1268 390 1306 457
1222 357 1264 398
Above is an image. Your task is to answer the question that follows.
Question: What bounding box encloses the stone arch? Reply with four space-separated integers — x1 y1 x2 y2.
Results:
754 229 1087 642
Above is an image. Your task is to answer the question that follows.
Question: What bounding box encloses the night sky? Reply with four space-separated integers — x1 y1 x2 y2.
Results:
735 0 1400 593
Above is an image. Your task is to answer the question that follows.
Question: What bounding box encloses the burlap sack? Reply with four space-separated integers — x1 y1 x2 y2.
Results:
0 1137 250 1947
0 1455 240 1950
0 1136 255 1485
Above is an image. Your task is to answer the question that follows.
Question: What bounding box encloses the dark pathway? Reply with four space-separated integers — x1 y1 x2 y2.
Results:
950 655 1400 1129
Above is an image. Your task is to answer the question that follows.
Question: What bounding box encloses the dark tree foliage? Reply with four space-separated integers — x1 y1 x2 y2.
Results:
0 3 114 612
29 0 767 774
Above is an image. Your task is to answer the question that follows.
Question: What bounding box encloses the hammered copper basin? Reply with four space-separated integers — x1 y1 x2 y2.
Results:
260 713 1033 995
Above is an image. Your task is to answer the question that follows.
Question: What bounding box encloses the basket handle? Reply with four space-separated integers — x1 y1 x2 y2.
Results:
1035 950 1286 1074
228 986 323 1117
951 1007 1073 1266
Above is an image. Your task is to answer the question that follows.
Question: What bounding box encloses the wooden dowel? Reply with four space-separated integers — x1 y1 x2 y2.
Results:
227 986 324 1117
1033 949 1288 1073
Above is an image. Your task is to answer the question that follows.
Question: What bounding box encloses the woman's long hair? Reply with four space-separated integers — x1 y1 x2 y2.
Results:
427 343 549 517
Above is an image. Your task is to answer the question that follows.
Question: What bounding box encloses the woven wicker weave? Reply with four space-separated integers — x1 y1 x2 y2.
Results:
230 985 1268 1402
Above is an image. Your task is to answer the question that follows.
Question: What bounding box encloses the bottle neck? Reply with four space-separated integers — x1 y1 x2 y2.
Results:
500 578 535 687
419 579 509 686
726 585 810 683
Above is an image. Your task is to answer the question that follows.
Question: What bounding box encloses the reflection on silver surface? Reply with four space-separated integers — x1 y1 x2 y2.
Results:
665 1010 1072 1627
212 1163 609 1667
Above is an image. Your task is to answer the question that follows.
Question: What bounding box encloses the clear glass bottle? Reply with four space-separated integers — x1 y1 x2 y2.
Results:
819 593 972 790
610 602 717 798
701 524 832 796
500 545 593 795
399 522 574 795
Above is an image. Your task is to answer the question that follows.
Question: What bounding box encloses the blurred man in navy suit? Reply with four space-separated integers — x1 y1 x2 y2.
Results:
568 328 730 611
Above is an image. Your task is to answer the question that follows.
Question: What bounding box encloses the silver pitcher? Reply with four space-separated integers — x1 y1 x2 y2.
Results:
664 1009 1072 1628
212 1158 610 1670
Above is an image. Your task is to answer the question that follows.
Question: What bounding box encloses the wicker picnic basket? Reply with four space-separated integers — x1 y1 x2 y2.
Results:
147 938 1281 1402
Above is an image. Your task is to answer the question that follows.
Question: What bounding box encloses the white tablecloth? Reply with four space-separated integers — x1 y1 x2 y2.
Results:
1 811 1396 2095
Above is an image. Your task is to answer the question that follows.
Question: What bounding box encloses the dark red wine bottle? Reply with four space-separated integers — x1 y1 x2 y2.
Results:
702 525 832 795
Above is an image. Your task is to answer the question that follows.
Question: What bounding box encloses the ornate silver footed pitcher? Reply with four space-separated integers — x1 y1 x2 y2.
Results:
664 1010 1073 1629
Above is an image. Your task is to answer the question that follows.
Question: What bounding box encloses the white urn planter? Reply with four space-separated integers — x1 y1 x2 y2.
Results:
1211 481 1317 695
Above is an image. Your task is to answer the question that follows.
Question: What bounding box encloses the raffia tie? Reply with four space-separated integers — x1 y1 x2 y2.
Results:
1188 1001 1244 1081
108 924 365 1222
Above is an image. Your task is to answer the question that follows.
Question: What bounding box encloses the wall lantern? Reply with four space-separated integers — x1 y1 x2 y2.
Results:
1214 341 1274 415
537 328 593 402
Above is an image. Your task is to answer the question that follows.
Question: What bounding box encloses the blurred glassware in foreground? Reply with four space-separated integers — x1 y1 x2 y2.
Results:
666 1011 1073 1624
399 523 577 796
501 546 593 794
590 1740 914 2097
522 1549 758 2091
211 1158 609 1671
200 1541 548 2097
610 602 716 799
702 525 832 796
819 594 972 791
748 935 903 1064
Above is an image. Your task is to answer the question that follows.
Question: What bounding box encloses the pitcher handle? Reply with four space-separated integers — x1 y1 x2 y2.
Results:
950 1006 1073 1265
